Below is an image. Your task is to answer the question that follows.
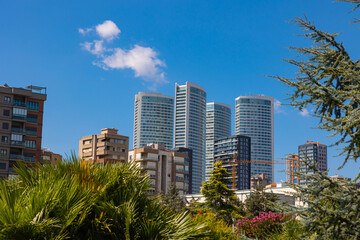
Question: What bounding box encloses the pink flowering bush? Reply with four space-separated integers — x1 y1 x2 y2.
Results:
236 212 290 239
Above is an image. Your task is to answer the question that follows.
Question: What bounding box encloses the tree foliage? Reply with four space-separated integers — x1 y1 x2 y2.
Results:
272 0 360 168
244 186 278 218
0 155 205 240
201 161 244 225
159 183 186 213
271 0 360 239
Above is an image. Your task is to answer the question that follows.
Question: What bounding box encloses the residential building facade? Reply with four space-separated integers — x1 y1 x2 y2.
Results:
174 147 193 193
298 141 327 185
174 82 206 193
133 92 174 150
205 102 231 182
129 144 189 195
214 135 251 190
286 153 299 184
79 128 129 165
250 173 271 189
0 84 47 178
235 95 274 182
41 148 62 165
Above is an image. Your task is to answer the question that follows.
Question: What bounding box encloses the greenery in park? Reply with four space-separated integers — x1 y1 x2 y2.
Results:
244 185 278 218
0 156 205 240
270 0 360 239
159 183 185 212
201 161 244 225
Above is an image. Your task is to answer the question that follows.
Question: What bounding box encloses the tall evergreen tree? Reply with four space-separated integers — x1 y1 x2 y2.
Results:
271 0 360 239
201 161 243 225
159 183 185 212
244 185 278 218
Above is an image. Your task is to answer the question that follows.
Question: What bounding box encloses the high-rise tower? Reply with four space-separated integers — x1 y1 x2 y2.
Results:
133 92 174 150
298 141 327 185
174 82 206 193
235 95 274 182
205 102 231 182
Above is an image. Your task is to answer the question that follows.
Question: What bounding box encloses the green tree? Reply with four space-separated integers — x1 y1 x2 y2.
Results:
244 185 278 218
159 183 185 212
201 161 244 225
271 0 360 239
0 155 205 239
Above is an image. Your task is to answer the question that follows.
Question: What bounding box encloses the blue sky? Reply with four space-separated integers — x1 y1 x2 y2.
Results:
1 0 360 182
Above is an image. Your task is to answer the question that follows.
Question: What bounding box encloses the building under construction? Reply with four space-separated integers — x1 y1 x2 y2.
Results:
214 135 251 190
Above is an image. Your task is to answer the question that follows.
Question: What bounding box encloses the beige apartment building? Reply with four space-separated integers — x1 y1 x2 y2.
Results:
41 148 62 165
129 144 189 195
79 128 129 164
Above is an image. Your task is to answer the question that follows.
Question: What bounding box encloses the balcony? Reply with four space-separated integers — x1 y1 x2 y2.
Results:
13 100 26 107
24 156 35 162
11 127 26 133
9 154 24 160
10 141 25 147
12 114 26 120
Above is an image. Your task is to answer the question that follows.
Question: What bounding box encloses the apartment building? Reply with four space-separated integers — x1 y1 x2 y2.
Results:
0 84 47 178
79 128 129 164
250 173 271 189
298 141 327 185
41 148 62 165
214 135 251 190
129 144 189 195
205 102 231 182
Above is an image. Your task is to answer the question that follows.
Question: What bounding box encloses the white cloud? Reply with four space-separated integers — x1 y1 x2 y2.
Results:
300 108 310 117
274 99 283 113
78 27 92 35
81 40 105 55
102 45 166 83
95 20 120 41
79 21 166 89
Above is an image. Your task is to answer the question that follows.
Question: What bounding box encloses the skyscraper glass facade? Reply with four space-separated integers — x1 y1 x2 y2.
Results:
205 102 231 182
133 92 174 150
214 135 251 190
235 95 274 182
174 82 206 193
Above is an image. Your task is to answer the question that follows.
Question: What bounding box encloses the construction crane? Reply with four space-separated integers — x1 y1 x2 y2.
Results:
221 153 286 190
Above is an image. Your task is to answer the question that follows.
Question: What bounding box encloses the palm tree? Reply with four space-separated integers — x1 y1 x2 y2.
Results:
0 154 205 239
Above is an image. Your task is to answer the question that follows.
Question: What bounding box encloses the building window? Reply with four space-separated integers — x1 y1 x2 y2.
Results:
120 140 125 144
0 149 7 156
24 140 36 149
0 162 6 169
3 110 10 116
120 149 125 152
4 97 11 103
2 123 9 129
1 136 8 143
114 139 118 143
27 101 39 110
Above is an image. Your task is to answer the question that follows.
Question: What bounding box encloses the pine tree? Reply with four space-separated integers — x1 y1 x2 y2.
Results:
201 161 244 224
160 183 185 212
271 0 360 238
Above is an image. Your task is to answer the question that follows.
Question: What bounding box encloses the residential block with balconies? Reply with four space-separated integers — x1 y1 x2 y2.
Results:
128 143 189 195
79 128 129 165
0 84 47 178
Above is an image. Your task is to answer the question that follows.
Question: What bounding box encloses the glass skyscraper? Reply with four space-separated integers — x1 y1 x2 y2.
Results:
174 82 206 193
235 95 274 182
205 102 231 182
133 92 174 150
